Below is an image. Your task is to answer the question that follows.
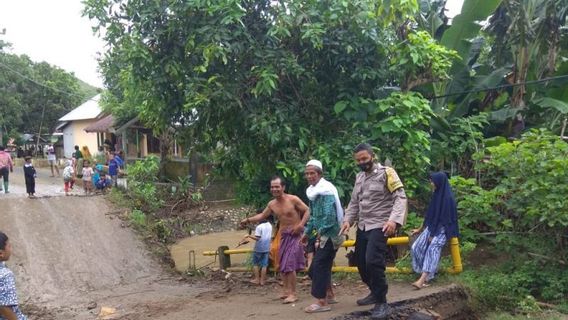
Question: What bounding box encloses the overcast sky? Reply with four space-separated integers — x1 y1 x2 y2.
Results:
0 0 464 89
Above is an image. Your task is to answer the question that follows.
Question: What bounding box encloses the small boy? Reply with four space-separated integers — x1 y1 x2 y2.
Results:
241 215 273 285
23 156 36 198
0 231 28 320
95 172 113 194
62 160 75 196
107 153 119 186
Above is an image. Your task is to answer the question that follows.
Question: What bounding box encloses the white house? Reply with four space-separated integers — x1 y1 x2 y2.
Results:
56 94 103 158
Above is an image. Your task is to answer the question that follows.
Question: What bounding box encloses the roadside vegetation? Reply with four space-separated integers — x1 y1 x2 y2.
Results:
85 0 568 317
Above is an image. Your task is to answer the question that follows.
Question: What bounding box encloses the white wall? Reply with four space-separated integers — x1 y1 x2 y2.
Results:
63 125 75 158
62 120 99 158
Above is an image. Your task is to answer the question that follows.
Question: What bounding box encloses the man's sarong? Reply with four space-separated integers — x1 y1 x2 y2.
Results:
279 228 305 273
269 227 281 270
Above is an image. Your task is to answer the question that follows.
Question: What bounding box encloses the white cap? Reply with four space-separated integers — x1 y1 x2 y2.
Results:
306 159 323 171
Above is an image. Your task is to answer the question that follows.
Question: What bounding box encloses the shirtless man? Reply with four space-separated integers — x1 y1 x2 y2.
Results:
240 176 310 303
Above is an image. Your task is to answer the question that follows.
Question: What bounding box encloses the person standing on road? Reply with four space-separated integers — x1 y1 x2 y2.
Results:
240 176 310 304
0 146 14 194
46 144 60 177
302 160 344 314
73 145 84 178
23 156 37 198
410 172 459 289
0 231 28 320
339 143 407 320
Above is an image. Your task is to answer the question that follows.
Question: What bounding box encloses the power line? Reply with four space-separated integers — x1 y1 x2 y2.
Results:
0 60 100 102
429 74 568 100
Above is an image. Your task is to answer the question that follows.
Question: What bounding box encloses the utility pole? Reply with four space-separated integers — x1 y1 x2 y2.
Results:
0 27 5 144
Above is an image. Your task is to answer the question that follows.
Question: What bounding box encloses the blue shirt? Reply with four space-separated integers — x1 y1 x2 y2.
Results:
108 159 119 176
0 262 27 320
253 222 272 253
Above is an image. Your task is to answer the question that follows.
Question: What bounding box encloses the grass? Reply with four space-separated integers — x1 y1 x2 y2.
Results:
485 311 567 320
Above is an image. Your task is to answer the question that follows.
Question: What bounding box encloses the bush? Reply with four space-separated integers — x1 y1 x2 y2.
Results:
126 156 164 211
129 209 147 228
453 129 568 311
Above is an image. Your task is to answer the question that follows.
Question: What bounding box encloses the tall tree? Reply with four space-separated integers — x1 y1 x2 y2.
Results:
84 0 458 202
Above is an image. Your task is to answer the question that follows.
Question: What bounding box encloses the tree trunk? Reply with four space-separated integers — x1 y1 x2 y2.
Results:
159 130 172 181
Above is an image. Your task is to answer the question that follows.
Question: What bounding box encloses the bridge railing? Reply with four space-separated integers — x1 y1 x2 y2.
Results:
202 236 463 274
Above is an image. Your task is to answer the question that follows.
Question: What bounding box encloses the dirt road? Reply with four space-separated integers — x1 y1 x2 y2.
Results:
1 167 207 319
1 166 460 319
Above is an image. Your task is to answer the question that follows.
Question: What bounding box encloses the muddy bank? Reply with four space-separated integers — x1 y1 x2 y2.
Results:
331 285 476 320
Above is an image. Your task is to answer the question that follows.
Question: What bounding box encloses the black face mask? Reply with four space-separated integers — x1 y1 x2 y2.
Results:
358 161 373 172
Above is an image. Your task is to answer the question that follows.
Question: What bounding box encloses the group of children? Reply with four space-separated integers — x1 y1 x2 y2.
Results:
20 144 123 198
62 159 113 196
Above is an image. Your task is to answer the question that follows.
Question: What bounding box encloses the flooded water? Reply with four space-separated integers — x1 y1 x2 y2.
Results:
170 229 357 272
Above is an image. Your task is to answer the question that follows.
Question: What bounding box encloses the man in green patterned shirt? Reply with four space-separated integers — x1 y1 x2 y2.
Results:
302 160 344 313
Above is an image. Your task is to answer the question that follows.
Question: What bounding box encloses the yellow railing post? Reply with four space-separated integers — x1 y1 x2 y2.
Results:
448 237 463 273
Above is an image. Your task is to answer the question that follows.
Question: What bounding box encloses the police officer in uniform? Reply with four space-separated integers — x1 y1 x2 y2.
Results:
339 143 407 320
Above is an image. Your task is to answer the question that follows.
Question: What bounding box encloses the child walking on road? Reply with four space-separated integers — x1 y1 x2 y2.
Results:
0 231 28 320
63 160 75 196
240 216 273 286
82 160 93 195
23 156 36 198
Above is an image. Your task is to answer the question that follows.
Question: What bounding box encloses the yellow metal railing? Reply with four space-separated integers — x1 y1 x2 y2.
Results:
203 236 463 274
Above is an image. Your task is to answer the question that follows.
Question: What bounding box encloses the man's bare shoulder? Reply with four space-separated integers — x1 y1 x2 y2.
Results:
267 199 277 208
284 194 303 203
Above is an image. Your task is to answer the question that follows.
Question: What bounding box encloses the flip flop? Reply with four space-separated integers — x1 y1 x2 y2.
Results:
326 298 338 304
304 304 331 313
411 282 430 290
283 297 298 304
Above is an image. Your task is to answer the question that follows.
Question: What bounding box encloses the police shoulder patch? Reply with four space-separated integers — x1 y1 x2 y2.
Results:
385 167 403 192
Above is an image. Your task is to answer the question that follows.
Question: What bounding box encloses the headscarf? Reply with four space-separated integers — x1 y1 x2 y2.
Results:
424 172 459 238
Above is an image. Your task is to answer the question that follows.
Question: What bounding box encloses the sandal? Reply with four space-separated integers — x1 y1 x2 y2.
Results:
283 297 298 304
411 282 430 290
304 304 331 313
326 297 338 304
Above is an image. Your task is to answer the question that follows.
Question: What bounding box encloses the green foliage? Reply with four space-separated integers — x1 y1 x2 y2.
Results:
452 130 568 311
392 31 460 90
451 130 568 247
478 129 568 230
431 113 488 175
0 51 97 136
440 0 502 58
153 219 173 243
461 261 568 313
84 0 459 204
335 92 434 196
126 156 163 211
450 176 503 242
129 209 147 228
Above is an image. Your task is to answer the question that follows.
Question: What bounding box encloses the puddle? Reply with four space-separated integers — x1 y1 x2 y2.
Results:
170 229 357 272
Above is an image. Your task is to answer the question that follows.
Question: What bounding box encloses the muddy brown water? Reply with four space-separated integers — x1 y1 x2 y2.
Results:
170 229 358 272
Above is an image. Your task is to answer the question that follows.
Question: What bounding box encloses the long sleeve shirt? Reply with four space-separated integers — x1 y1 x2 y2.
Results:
344 163 407 231
0 151 13 170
